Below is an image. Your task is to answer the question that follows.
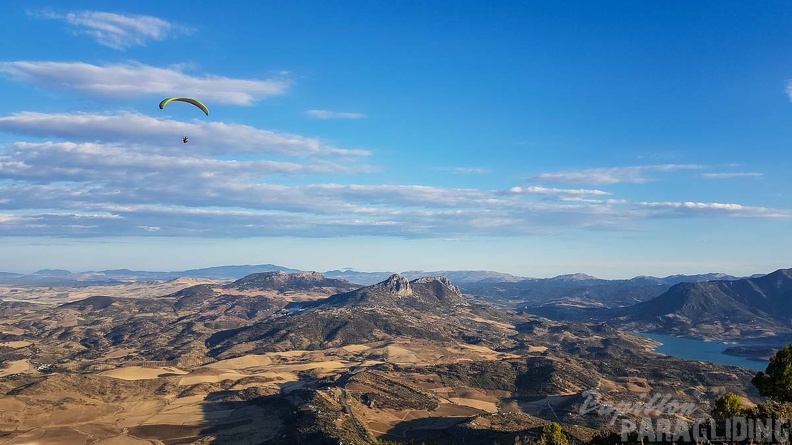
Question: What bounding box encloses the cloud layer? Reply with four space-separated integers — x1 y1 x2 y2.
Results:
534 164 703 184
30 10 192 49
0 61 290 104
700 172 763 179
0 110 786 238
0 112 367 157
306 109 367 120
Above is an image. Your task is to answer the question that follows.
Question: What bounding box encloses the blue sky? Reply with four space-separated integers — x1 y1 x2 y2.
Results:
0 1 790 278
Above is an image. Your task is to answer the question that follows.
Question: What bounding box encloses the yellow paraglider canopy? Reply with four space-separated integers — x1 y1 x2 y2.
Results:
159 97 209 116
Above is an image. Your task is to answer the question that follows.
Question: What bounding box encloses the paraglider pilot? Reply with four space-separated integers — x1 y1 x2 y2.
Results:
183 136 189 143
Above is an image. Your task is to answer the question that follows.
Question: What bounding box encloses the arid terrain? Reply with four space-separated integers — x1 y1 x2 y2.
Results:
0 272 760 444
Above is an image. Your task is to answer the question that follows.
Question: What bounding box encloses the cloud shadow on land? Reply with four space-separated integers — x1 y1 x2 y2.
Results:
124 375 321 444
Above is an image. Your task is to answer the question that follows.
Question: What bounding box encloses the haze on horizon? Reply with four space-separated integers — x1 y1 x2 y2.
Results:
0 1 790 278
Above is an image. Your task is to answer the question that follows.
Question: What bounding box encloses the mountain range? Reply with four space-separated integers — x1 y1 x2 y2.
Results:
3 263 789 342
0 264 754 285
0 265 759 311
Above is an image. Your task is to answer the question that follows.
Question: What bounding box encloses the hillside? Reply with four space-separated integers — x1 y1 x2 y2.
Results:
614 268 792 339
229 270 358 293
205 275 519 356
0 272 359 366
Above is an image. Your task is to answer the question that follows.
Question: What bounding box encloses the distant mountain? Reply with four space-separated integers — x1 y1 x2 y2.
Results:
0 272 24 279
0 264 301 285
321 269 395 285
33 269 72 276
0 265 525 288
80 264 301 281
322 269 528 285
0 262 758 314
472 272 746 310
170 271 359 325
612 268 792 339
177 264 301 279
401 270 527 283
465 276 652 308
637 273 741 286
267 269 740 288
231 271 356 292
0 262 748 283
549 273 599 281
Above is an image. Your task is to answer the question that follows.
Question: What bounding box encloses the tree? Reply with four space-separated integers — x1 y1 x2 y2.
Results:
752 344 792 402
711 392 743 419
535 422 569 445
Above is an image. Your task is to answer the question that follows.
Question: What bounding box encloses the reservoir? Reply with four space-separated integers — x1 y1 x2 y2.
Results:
638 332 769 372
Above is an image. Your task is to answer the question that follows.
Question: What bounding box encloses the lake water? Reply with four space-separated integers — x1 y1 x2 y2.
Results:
637 332 769 372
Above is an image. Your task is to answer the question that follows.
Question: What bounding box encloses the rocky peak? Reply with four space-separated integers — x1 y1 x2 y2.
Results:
378 274 412 296
412 276 461 295
411 276 464 304
314 274 467 309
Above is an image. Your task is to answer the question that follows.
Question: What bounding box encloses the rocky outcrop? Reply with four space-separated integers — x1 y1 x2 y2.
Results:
377 274 412 296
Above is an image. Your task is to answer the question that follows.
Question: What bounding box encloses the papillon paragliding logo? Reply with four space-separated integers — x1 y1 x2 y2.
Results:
158 97 209 143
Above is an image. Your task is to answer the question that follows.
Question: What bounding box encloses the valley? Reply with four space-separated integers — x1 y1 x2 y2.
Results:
0 268 786 444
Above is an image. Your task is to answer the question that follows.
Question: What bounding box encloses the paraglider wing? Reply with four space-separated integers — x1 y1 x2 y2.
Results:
158 97 209 116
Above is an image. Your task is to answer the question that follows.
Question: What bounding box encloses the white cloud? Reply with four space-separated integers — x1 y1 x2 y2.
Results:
557 197 627 204
0 178 790 237
436 167 490 175
0 124 787 237
0 61 290 104
534 164 703 184
1 142 369 183
509 186 611 196
0 112 368 157
2 155 787 237
306 109 367 119
29 10 193 49
0 214 20 223
303 184 501 208
700 172 763 179
637 201 790 218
